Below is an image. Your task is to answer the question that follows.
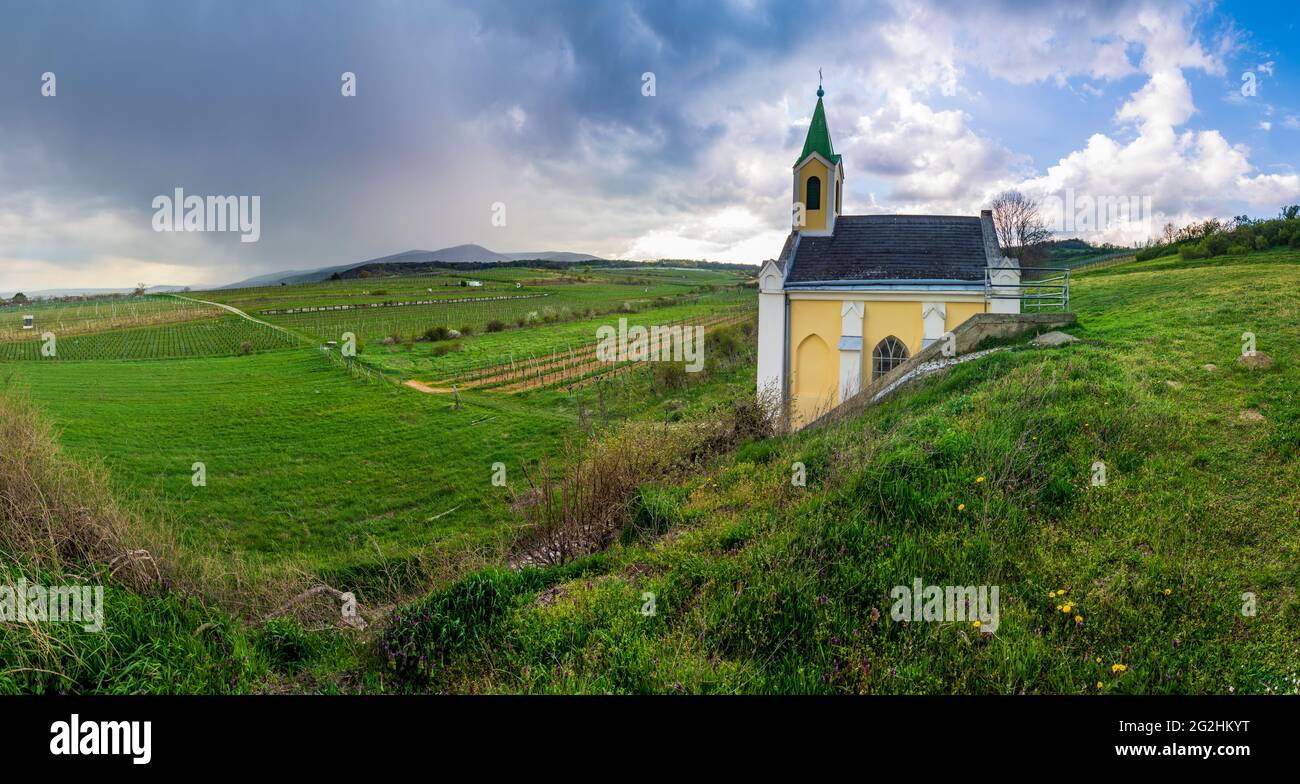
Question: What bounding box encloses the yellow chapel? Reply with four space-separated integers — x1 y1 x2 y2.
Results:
757 84 1021 425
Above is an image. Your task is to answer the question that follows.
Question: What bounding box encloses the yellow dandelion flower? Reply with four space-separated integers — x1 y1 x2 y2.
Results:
1163 588 1172 595
1097 681 1104 689
1062 603 1073 613
1075 615 1083 623
958 503 965 511
975 476 985 484
972 620 981 629
1049 591 1057 598
1096 657 1102 664
1111 663 1127 674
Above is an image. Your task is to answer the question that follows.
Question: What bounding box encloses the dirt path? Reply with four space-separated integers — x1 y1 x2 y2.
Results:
403 379 454 394
167 293 309 345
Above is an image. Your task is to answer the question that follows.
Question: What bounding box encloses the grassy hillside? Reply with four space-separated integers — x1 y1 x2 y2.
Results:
377 249 1298 694
2 251 1293 694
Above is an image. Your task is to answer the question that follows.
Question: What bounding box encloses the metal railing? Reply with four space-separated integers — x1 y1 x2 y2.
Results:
985 266 1071 312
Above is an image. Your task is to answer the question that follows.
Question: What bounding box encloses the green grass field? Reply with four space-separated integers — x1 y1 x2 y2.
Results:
4 251 1294 694
3 351 570 578
374 249 1298 694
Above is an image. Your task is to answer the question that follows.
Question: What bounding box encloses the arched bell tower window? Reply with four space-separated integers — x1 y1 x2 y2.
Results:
806 176 821 211
872 336 909 380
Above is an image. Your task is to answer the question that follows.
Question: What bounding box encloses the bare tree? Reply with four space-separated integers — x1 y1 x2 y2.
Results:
989 190 1051 262
1161 222 1177 244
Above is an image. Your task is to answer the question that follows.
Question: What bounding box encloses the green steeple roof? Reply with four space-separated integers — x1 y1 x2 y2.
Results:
797 86 840 167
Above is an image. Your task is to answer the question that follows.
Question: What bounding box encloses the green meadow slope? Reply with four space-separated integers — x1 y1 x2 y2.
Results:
378 249 1299 694
1 251 1295 694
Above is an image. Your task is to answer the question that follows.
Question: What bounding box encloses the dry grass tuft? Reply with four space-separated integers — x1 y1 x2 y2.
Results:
0 390 165 591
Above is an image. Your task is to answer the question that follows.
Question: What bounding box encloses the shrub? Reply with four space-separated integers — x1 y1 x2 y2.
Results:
652 361 687 390
1135 245 1166 262
422 325 451 342
485 320 506 333
458 324 474 336
238 341 253 355
622 485 687 544
1205 233 1231 256
707 325 747 365
512 394 772 565
1255 235 1269 251
1290 232 1300 249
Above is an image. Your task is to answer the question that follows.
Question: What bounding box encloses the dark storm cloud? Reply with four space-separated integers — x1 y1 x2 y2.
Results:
0 0 842 282
461 0 806 169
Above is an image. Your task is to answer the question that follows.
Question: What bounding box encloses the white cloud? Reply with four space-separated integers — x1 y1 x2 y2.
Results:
606 0 1300 257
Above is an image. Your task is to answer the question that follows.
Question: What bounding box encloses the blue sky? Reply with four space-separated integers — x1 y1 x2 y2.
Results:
1 0 1297 291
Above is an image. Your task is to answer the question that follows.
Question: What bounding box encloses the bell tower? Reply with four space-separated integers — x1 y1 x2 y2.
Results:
792 81 843 237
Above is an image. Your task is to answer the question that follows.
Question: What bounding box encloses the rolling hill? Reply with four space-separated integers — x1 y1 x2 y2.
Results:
220 245 606 288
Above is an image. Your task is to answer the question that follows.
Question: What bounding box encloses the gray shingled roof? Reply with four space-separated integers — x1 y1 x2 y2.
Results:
784 214 994 284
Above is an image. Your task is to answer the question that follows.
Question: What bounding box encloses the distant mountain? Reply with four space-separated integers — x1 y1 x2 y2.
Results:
502 250 605 263
219 245 605 288
0 285 188 300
